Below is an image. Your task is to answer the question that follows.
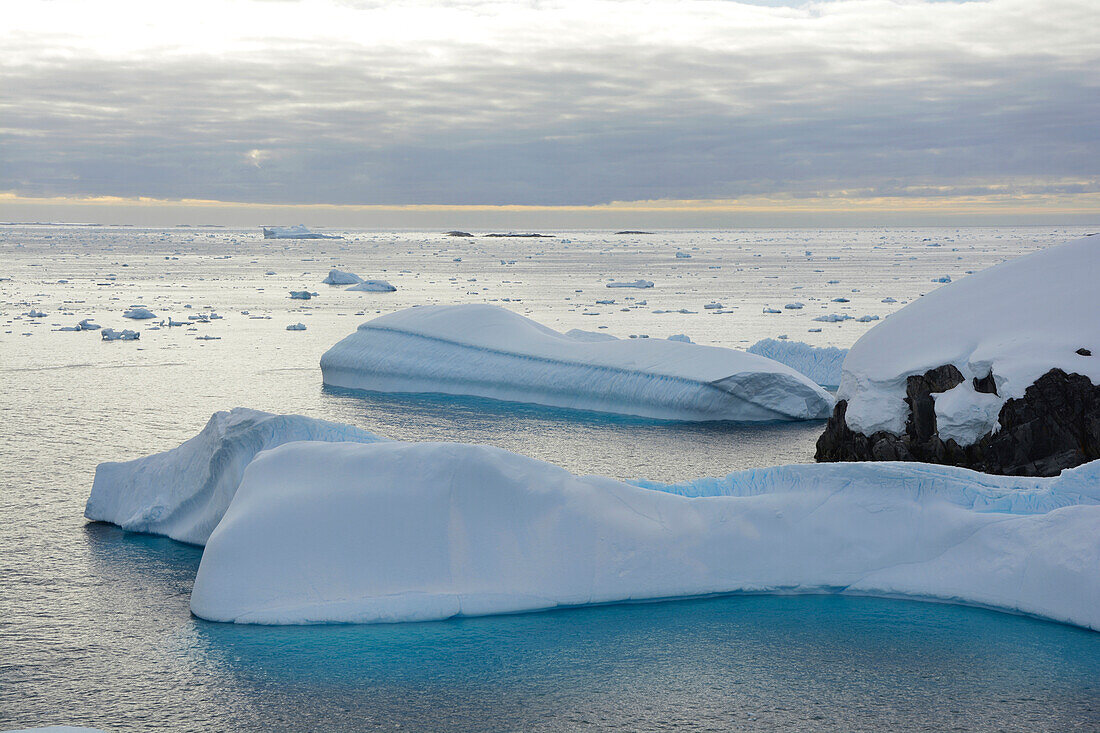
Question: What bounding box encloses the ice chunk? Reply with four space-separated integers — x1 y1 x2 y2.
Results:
122 307 156 319
24 309 47 318
77 318 101 330
85 408 385 545
813 314 852 323
606 280 654 289
839 236 1100 442
675 251 692 259
320 305 833 421
747 339 848 388
286 323 307 331
190 441 1100 628
101 328 139 341
667 334 692 343
289 291 313 300
323 269 362 285
346 280 397 293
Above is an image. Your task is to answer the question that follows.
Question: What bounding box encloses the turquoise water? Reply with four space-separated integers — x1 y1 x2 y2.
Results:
3 226 1099 731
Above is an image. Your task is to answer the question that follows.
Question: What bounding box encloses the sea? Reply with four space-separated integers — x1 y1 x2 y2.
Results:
2 224 1098 731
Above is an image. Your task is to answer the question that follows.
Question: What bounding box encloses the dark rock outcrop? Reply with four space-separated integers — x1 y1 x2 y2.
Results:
816 367 1100 476
445 231 473 237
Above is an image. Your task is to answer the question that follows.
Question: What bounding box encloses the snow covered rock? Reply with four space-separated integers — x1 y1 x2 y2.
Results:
122 307 156 319
320 305 833 421
190 441 1100 628
817 235 1100 475
747 339 848 388
323 269 362 285
85 408 384 545
346 279 396 293
262 225 341 239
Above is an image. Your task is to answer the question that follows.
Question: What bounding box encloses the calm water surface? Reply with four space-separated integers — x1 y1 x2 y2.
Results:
2 226 1098 731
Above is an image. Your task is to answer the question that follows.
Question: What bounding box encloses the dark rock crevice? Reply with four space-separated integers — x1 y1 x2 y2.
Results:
816 367 1100 476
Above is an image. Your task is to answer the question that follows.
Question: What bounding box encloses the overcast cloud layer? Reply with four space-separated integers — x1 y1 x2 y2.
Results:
2 0 1098 207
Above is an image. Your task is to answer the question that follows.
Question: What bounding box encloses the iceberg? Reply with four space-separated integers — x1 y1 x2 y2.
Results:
606 279 654 289
319 305 833 421
85 408 385 545
122 306 156 319
261 225 341 240
747 338 848 388
289 290 313 300
101 328 139 341
346 279 396 293
190 440 1100 628
286 323 307 331
322 269 362 285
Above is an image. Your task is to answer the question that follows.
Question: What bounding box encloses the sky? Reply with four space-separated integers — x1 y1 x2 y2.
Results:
1 0 1098 227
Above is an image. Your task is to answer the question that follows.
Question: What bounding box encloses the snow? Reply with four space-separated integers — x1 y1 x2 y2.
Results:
840 235 1100 441
323 269 362 285
606 279 654 288
122 307 156 319
747 338 848 388
101 328 139 341
85 408 385 545
190 440 1100 629
346 279 397 293
320 305 833 421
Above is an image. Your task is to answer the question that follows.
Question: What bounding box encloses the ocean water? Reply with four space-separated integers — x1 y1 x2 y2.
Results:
2 225 1098 731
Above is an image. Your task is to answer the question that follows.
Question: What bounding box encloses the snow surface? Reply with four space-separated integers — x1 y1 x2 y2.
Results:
190 440 1100 629
320 305 833 421
747 338 848 388
85 408 384 545
346 279 397 292
840 235 1100 440
323 269 362 285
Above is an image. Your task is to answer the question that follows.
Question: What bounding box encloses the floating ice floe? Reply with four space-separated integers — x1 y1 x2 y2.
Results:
24 309 47 318
784 303 804 310
667 334 692 343
675 251 692 259
289 291 314 300
346 280 397 293
813 314 853 323
932 275 952 283
320 304 833 421
286 323 307 331
77 318 101 330
123 307 156 319
606 280 654 289
323 269 363 285
85 408 385 545
101 328 139 341
747 338 849 389
189 440 1100 629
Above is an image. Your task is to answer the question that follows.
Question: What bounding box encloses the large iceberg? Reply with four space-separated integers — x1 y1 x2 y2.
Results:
747 338 848 388
818 235 1100 474
320 305 833 421
85 408 384 545
190 440 1100 628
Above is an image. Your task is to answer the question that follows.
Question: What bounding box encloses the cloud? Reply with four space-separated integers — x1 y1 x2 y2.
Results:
1 0 1098 210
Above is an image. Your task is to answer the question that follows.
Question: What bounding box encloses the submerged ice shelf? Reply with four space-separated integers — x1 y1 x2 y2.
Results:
319 304 833 422
85 408 385 545
189 440 1100 628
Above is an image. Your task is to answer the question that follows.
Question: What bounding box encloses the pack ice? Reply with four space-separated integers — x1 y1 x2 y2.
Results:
319 305 833 421
190 440 1100 629
838 235 1100 442
85 408 384 545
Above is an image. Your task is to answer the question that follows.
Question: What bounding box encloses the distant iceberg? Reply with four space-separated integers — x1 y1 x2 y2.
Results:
319 305 833 421
190 440 1100 628
322 269 362 285
747 338 848 388
346 279 396 293
85 408 384 545
606 279 654 289
262 225 341 240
